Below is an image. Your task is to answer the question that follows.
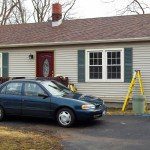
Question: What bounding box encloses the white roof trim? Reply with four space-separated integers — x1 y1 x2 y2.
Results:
0 37 150 48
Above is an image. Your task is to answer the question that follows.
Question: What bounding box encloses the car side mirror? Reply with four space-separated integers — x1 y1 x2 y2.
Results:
38 93 49 99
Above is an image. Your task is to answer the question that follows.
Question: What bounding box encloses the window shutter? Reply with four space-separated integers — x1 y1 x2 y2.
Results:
2 53 9 77
124 48 133 83
78 50 85 82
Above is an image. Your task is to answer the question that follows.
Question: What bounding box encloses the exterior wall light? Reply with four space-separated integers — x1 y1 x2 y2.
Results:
29 53 34 60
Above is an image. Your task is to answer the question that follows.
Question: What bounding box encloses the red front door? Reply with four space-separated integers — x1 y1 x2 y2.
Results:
36 52 54 77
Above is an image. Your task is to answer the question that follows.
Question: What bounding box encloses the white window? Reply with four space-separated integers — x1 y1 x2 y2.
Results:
86 49 124 82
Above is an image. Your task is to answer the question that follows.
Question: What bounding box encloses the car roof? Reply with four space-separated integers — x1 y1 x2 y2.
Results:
3 79 52 84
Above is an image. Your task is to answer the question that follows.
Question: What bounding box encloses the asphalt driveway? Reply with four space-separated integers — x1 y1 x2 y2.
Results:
0 115 150 150
62 115 150 150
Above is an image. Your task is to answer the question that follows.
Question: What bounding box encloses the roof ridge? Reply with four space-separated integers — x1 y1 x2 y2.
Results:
0 21 49 27
63 14 150 22
1 13 150 27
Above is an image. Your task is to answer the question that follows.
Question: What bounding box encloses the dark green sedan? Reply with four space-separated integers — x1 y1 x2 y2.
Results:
0 79 106 127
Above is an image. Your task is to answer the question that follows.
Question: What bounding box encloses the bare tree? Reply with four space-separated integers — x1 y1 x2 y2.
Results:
31 0 51 22
117 0 149 15
0 0 19 25
0 0 77 24
8 0 28 24
30 0 77 22
8 0 77 24
61 0 76 20
101 0 150 15
16 0 26 23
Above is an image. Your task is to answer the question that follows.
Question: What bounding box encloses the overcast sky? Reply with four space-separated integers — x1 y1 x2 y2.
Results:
73 0 128 18
25 0 150 22
68 0 149 19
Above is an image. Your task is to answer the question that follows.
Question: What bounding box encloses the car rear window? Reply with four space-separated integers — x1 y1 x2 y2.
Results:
1 82 23 95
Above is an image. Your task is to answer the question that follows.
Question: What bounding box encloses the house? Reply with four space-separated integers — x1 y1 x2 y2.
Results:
0 3 150 106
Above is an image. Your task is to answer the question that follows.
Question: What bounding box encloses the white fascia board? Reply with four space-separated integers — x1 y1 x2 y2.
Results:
0 37 150 48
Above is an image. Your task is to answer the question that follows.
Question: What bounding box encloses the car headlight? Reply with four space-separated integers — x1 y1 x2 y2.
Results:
81 104 95 110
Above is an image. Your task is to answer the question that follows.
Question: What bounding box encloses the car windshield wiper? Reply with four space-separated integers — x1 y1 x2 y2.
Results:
48 84 61 91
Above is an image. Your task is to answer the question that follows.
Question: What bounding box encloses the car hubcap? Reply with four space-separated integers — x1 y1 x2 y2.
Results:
59 111 71 126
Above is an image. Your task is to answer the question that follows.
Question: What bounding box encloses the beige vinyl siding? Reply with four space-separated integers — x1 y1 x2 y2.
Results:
55 48 129 102
9 50 36 78
2 42 150 103
55 49 77 83
133 45 150 102
55 43 150 102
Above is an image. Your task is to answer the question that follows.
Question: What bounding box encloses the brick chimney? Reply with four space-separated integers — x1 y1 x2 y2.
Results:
52 3 62 27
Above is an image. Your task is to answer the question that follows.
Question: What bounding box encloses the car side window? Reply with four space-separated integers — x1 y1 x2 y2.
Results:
5 82 22 95
24 83 45 97
0 86 7 94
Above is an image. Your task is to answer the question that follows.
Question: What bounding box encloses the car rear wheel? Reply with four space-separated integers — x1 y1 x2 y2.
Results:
57 108 75 127
0 106 4 121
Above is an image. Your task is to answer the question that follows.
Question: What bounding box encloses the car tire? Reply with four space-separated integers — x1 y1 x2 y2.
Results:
0 106 4 121
56 108 75 127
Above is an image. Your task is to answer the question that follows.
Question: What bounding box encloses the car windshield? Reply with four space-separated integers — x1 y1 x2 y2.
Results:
51 80 71 94
42 81 71 96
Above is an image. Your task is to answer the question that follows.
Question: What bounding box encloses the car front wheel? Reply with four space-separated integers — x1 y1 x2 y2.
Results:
0 106 4 121
57 108 75 127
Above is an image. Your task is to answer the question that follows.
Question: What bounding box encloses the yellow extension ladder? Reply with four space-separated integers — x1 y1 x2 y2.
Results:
122 70 146 112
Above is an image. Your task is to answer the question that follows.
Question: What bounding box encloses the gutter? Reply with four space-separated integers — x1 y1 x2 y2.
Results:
0 37 150 48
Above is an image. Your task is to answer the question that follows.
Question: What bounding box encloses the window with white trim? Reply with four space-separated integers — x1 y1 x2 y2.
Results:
86 49 124 82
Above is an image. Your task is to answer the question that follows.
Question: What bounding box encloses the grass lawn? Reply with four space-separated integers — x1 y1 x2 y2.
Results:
0 126 62 150
107 108 150 115
107 108 134 115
